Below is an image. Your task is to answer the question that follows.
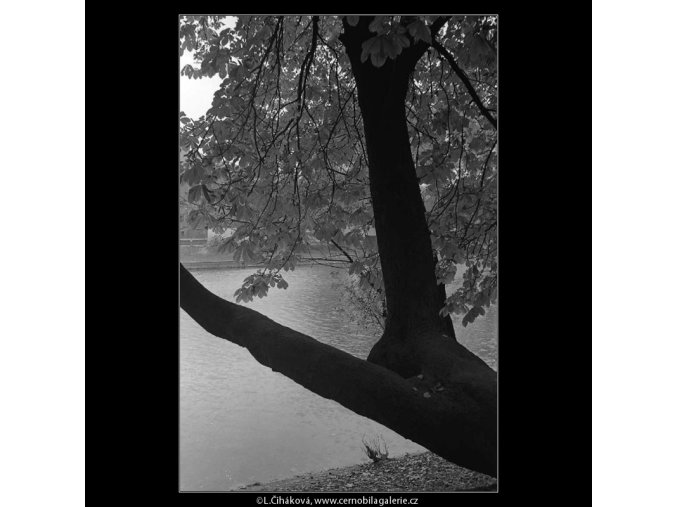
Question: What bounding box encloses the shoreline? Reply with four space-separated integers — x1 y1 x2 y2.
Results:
181 259 251 270
233 452 497 492
181 259 342 270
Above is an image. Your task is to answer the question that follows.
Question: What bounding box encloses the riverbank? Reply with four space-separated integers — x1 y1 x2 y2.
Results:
180 243 346 270
182 258 343 270
233 452 497 492
182 259 245 270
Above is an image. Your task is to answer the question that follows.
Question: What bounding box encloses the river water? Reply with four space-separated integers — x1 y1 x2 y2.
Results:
180 265 497 491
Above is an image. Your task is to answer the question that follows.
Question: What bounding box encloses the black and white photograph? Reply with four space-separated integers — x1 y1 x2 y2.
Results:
179 14 498 493
16 3 677 505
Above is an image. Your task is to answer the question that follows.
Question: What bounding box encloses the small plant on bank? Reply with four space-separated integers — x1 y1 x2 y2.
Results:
362 434 389 463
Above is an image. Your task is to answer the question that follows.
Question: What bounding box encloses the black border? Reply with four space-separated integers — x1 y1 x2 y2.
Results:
86 7 591 503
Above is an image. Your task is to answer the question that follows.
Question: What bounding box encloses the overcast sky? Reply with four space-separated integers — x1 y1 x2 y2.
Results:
180 53 221 118
179 16 236 119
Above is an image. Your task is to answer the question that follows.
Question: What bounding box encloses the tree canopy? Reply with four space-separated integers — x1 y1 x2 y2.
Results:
179 14 497 327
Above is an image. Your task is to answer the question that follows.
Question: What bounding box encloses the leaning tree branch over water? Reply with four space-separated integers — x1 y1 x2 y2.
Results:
180 263 497 477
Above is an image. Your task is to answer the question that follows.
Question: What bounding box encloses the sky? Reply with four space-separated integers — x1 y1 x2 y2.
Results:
180 53 221 118
179 16 236 119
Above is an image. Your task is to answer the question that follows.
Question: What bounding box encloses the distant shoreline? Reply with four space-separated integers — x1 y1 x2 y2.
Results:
180 243 346 271
181 260 251 270
181 259 343 270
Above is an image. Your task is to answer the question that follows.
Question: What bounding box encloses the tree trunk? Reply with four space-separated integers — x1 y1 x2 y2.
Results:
180 264 496 477
339 17 497 413
338 18 453 378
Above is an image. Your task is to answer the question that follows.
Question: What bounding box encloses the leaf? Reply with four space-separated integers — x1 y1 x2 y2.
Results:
368 16 385 34
461 306 485 327
360 36 380 63
382 37 400 59
346 16 359 27
187 185 203 203
392 32 410 49
232 96 246 111
370 51 387 68
469 137 484 152
244 244 255 263
407 19 432 44
201 184 212 203
349 260 364 275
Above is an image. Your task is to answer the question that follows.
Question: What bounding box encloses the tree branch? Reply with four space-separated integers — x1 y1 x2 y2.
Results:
431 39 497 129
180 263 496 477
330 239 354 263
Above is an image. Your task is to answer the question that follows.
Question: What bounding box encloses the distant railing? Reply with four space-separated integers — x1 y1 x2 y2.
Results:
179 238 208 246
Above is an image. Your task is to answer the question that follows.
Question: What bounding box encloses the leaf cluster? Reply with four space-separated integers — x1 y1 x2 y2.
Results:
179 15 497 325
